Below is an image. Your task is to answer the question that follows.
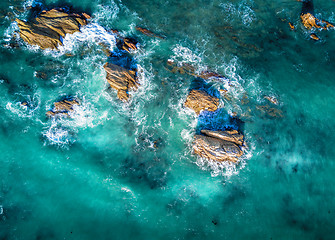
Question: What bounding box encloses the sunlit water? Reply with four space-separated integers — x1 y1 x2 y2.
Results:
1 0 335 239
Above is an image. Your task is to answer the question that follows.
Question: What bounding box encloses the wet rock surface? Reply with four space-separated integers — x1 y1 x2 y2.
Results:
184 89 219 115
300 13 334 30
166 60 226 80
46 99 79 117
200 129 244 146
15 8 90 49
193 130 244 163
104 62 139 102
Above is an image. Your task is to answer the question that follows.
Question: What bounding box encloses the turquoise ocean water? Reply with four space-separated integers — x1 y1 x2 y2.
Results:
1 0 335 239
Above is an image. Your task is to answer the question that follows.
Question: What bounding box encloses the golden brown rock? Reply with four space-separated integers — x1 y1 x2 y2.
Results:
300 13 334 30
289 22 295 30
121 38 137 52
184 90 219 115
46 99 79 117
104 63 139 102
310 33 320 41
16 9 90 49
193 134 243 163
200 129 244 146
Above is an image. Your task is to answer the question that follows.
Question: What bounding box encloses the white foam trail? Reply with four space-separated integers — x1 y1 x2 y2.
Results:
57 23 117 54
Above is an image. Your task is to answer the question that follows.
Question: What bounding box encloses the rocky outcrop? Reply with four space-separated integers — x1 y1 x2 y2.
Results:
184 89 219 114
15 8 90 49
46 99 79 117
193 130 244 162
104 63 139 102
301 13 334 30
116 37 138 52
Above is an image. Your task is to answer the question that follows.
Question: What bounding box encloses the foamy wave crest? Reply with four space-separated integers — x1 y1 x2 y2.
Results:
94 1 120 24
44 123 73 146
58 23 117 54
44 98 108 145
170 45 203 68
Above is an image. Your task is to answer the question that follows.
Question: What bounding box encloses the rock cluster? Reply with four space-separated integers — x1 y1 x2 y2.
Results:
193 130 244 163
300 13 334 30
15 8 90 49
46 99 79 117
104 63 139 102
184 89 219 115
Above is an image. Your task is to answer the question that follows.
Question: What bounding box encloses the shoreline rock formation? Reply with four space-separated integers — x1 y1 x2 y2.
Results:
193 130 244 163
104 63 139 102
184 89 219 115
46 99 79 117
15 8 90 49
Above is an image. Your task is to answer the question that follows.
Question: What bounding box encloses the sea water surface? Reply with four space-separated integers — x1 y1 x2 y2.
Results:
0 0 335 239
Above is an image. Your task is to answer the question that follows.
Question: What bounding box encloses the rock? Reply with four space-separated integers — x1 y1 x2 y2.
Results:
184 89 219 115
166 60 226 80
136 26 165 39
200 129 244 146
117 37 138 52
15 8 90 50
300 13 334 30
289 22 295 30
104 63 139 102
46 99 79 117
193 134 243 163
310 33 320 41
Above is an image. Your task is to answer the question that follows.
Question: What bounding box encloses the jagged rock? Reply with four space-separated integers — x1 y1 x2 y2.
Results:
117 37 138 52
200 130 244 146
15 8 90 49
310 33 320 41
184 89 219 115
103 63 139 102
193 134 243 163
46 99 79 117
136 26 165 39
300 13 334 30
289 22 295 30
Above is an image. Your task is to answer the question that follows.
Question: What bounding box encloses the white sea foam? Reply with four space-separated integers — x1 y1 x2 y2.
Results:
220 1 256 26
43 97 108 146
57 23 117 55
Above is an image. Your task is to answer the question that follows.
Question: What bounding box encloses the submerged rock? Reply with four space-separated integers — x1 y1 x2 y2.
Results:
15 8 90 50
184 89 219 115
300 13 334 30
193 130 244 162
46 99 79 117
116 37 138 52
104 63 139 102
136 26 165 39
